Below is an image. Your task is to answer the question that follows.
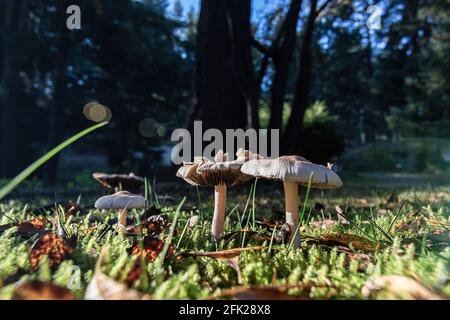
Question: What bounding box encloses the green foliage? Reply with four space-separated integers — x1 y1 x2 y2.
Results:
299 101 345 163
0 186 448 300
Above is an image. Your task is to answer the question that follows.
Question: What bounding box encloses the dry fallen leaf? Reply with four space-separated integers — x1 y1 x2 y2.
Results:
128 236 173 262
126 214 168 236
311 219 337 229
209 284 336 300
85 247 151 300
29 233 76 270
334 205 350 225
187 215 200 229
362 275 444 300
317 232 380 252
177 246 267 259
12 281 76 300
0 217 49 238
177 246 268 285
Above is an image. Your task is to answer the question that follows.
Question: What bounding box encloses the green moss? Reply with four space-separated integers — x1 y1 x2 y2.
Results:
0 187 448 299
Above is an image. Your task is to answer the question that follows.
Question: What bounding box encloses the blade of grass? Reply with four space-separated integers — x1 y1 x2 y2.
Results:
144 177 150 208
176 218 190 249
0 121 108 200
369 206 378 241
153 197 186 284
133 210 149 291
195 186 203 221
251 178 258 229
336 209 377 242
387 200 407 235
152 176 160 208
366 213 394 243
241 183 257 248
226 203 240 231
289 172 313 249
268 226 277 254
240 183 254 227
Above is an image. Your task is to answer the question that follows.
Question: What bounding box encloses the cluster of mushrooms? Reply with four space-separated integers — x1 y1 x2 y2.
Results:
176 149 342 248
91 149 342 248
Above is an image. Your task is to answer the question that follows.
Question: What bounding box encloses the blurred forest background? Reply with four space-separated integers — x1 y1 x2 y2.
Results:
0 0 449 189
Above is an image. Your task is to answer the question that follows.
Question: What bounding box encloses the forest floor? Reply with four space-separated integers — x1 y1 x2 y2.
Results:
0 183 448 300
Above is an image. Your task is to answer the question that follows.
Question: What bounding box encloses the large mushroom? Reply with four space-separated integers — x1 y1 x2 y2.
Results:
176 149 257 243
94 191 145 231
241 156 342 247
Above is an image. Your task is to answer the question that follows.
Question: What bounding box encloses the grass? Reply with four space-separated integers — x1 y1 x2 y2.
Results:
0 121 108 200
0 184 448 300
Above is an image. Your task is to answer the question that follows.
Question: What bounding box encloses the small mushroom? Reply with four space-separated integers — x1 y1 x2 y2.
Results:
94 191 145 231
176 150 257 243
92 172 144 192
241 155 342 248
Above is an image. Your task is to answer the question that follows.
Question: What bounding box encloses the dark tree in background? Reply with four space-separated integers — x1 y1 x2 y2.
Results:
0 0 449 184
0 0 192 182
188 0 259 133
0 0 29 176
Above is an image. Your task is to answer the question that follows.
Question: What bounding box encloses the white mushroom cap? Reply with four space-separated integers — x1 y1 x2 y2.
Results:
94 191 145 210
241 155 343 189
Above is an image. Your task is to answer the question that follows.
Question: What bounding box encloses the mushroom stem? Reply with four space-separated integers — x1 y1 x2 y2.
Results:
283 181 301 248
117 208 127 231
211 184 227 243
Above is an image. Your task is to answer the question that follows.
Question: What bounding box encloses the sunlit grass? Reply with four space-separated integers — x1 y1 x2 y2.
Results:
0 185 448 299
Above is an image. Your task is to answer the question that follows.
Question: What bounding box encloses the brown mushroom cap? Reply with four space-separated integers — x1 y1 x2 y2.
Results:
92 172 144 191
240 155 343 189
176 150 256 187
94 191 145 210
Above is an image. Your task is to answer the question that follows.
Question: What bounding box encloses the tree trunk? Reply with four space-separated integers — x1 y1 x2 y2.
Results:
282 0 318 153
44 2 71 184
268 0 302 132
0 0 27 177
188 0 258 135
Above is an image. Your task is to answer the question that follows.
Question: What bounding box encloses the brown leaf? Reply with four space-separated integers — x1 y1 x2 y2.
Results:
317 232 380 252
29 233 75 270
124 261 149 287
362 275 444 300
187 215 200 229
209 284 335 300
0 217 49 238
177 246 268 285
17 217 49 234
311 219 337 229
335 205 350 225
223 256 242 284
275 223 291 244
126 214 168 236
85 247 151 300
177 246 267 259
12 281 76 300
128 236 173 262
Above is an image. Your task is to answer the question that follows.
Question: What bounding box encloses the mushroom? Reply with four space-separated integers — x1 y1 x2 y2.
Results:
92 172 144 193
241 156 343 248
94 191 145 231
176 150 257 243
